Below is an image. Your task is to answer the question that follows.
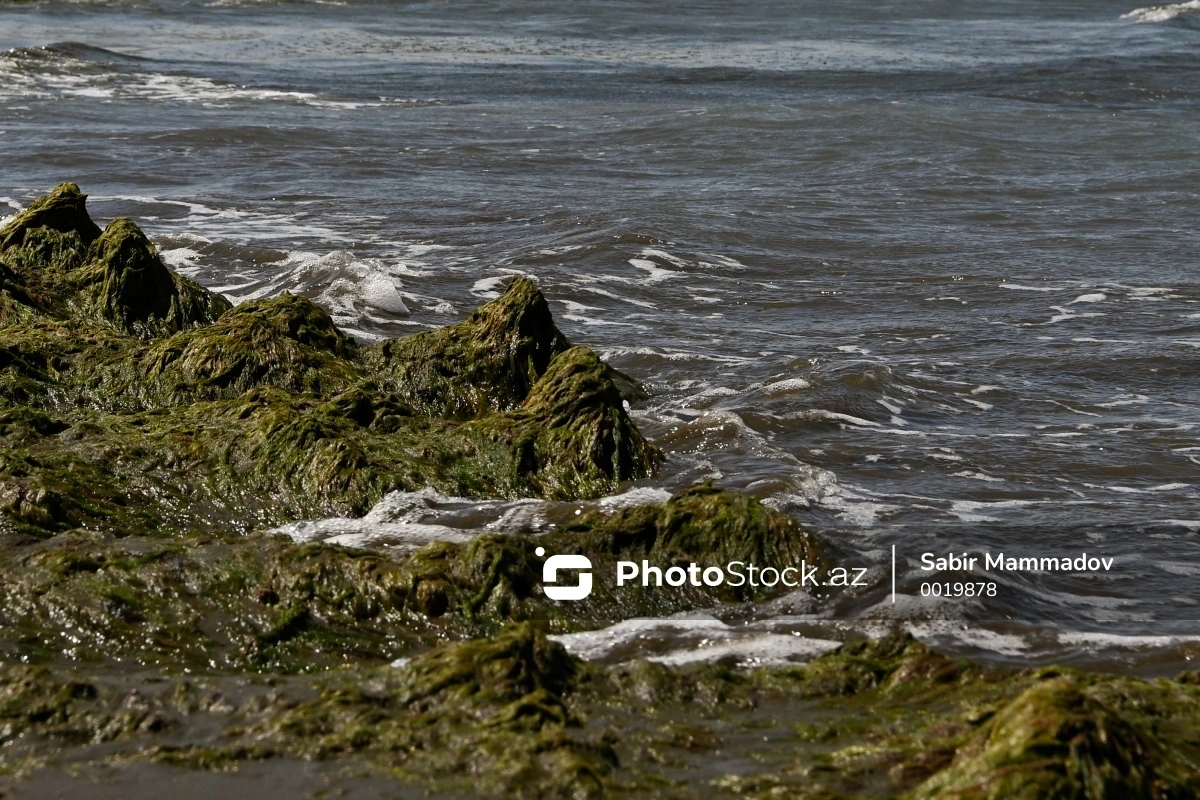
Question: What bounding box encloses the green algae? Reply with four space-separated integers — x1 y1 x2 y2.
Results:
134 292 359 405
3 184 1195 798
0 182 100 251
363 276 647 420
911 677 1164 800
71 218 233 337
0 629 1197 800
0 186 662 540
364 275 574 419
1 186 230 337
0 485 819 673
463 345 661 499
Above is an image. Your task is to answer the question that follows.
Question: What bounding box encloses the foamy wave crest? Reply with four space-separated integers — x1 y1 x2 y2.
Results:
268 486 674 551
1122 0 1200 22
550 616 841 666
160 244 415 337
0 43 434 109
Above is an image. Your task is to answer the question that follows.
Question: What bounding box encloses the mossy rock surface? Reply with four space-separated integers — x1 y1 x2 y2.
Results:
1 186 230 336
364 275 573 419
364 276 647 420
0 181 101 251
0 185 661 540
0 485 822 673
0 629 1197 799
3 185 1194 799
911 677 1163 800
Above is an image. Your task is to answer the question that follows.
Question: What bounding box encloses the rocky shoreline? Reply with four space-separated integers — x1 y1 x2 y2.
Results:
0 184 1197 798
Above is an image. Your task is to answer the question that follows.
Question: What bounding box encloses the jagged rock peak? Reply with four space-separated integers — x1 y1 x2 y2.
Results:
0 182 102 251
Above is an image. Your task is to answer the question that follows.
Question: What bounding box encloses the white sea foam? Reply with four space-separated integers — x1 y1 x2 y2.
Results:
1122 1 1200 22
781 409 880 428
647 633 841 667
1058 631 1200 648
1 42 447 107
597 486 674 511
951 470 1005 483
758 378 812 393
639 248 690 268
906 622 1030 657
200 249 410 332
268 486 682 550
549 617 840 666
627 258 680 282
999 283 1060 292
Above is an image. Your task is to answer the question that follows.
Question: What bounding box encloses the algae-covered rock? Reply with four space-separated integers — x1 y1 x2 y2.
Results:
0 533 429 672
1 629 1199 800
238 624 612 798
0 186 660 529
466 346 661 499
365 276 646 419
72 218 232 336
566 480 819 571
0 485 822 672
395 622 577 715
381 484 824 627
135 292 359 405
908 673 1200 800
913 677 1156 800
364 276 571 418
0 185 229 335
0 182 101 251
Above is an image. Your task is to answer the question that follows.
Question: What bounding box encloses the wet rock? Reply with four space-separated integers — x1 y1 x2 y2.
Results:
231 625 611 798
0 186 229 335
566 480 819 572
396 622 576 714
0 629 1198 800
0 186 660 529
913 677 1160 800
466 346 661 500
0 182 101 251
136 293 359 405
73 218 231 336
365 276 646 418
364 276 572 418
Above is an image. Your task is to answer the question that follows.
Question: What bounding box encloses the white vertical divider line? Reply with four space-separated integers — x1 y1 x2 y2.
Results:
892 545 896 604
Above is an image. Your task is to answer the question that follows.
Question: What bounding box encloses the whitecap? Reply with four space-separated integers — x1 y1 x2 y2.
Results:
1058 631 1200 648
549 617 840 666
780 409 880 428
627 258 679 282
1122 0 1200 22
999 283 1060 292
757 378 812 394
906 622 1031 657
